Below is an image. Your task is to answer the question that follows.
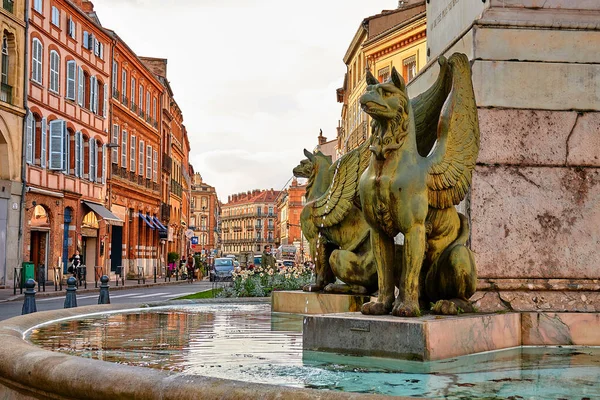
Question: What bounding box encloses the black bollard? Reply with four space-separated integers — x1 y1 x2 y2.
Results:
98 275 110 304
21 279 37 315
64 276 77 308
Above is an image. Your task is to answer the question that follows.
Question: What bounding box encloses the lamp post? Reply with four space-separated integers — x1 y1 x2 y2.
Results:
105 143 120 276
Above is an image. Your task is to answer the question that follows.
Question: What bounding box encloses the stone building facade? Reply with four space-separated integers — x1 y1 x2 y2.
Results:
276 178 308 262
337 0 426 155
220 189 280 258
23 0 115 283
0 0 26 286
190 173 219 261
108 32 164 277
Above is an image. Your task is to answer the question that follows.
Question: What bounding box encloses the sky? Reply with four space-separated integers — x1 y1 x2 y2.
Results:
92 0 396 201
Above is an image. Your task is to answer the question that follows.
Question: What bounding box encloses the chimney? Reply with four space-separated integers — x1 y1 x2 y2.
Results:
81 0 95 13
228 195 231 203
318 129 327 145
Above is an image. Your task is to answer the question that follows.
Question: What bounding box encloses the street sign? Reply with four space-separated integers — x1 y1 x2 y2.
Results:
185 229 194 239
191 236 199 245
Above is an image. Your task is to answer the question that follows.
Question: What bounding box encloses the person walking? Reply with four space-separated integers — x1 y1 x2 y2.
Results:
262 245 276 271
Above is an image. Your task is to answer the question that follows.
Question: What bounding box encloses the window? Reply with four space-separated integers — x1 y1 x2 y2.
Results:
138 140 144 176
89 75 97 112
31 39 42 84
67 17 76 39
49 51 60 93
40 118 47 168
0 36 8 103
83 31 92 50
49 119 66 171
111 124 119 164
130 77 136 107
88 138 98 182
51 6 60 27
146 91 150 118
33 0 42 13
65 60 76 100
146 145 151 178
121 130 128 167
138 84 143 114
130 135 136 172
77 66 84 106
111 61 117 94
74 131 82 177
153 97 157 121
153 149 158 182
268 206 273 215
25 112 34 164
403 56 417 83
121 69 127 101
377 66 390 83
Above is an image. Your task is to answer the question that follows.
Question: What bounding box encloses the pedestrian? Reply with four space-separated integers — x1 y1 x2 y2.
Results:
186 254 195 283
68 250 81 275
262 245 276 271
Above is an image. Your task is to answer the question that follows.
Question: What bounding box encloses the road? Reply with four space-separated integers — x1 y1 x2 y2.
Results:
0 281 215 321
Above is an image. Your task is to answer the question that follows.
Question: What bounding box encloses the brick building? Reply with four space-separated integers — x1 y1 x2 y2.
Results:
276 178 308 262
0 0 27 286
23 0 116 282
220 189 280 258
107 31 164 277
190 173 219 261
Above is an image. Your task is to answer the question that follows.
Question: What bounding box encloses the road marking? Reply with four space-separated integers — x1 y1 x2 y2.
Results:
37 294 98 302
129 292 169 298
162 292 194 297
109 293 144 299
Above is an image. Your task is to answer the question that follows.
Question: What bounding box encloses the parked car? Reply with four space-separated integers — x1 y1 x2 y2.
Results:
210 257 235 282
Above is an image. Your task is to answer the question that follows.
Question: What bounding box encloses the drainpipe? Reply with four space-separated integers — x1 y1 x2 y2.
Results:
16 0 31 286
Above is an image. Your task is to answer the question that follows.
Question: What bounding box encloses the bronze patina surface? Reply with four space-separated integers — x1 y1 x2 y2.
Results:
358 53 480 317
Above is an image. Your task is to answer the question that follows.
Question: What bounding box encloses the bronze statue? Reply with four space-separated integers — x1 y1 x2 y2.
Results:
293 142 377 295
358 53 479 317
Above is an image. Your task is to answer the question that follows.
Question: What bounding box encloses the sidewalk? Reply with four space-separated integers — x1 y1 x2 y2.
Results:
0 276 208 303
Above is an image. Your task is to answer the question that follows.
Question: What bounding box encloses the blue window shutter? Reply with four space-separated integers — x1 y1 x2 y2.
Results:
121 130 128 167
64 126 69 174
78 132 84 177
102 144 106 184
74 131 80 177
66 60 76 100
77 66 84 106
48 120 65 171
40 117 47 168
26 113 34 164
88 138 95 182
111 124 119 164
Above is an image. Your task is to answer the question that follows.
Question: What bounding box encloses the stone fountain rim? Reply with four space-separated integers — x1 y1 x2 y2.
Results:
0 299 402 400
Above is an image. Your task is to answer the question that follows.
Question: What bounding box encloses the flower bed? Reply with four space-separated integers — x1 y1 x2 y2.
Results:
218 264 314 298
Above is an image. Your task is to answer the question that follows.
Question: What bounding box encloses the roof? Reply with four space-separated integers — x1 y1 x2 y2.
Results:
224 189 282 207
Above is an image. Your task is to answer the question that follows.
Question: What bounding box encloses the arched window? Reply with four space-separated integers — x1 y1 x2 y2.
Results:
49 50 60 93
65 60 76 100
31 38 42 84
1 36 8 86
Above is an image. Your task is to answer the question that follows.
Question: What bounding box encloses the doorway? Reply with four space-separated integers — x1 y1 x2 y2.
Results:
83 236 97 282
30 230 49 281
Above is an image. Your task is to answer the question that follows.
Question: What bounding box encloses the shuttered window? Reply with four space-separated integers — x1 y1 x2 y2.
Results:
77 131 84 177
111 124 119 164
31 39 42 84
48 119 65 171
66 60 76 100
40 118 47 168
26 112 34 164
146 91 150 117
146 144 151 178
130 136 136 172
101 144 106 183
83 31 89 49
153 98 157 121
64 130 70 174
153 149 158 182
121 130 128 168
33 0 42 13
112 61 118 92
138 140 144 176
77 66 84 106
74 131 81 177
121 69 127 99
88 138 96 182
49 51 60 93
89 75 97 112
68 17 76 39
131 77 136 106
103 83 107 117
138 84 143 114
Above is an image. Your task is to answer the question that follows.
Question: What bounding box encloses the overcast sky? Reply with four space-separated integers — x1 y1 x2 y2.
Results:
93 0 396 201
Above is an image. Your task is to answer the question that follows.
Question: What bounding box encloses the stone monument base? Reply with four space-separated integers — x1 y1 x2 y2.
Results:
271 290 370 314
303 312 600 361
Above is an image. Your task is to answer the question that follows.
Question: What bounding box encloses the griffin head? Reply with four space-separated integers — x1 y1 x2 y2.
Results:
293 150 314 179
360 67 409 122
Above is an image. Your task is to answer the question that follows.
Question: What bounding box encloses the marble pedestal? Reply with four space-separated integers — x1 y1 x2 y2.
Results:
271 290 369 314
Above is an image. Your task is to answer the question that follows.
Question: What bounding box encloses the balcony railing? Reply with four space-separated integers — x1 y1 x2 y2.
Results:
131 102 137 112
112 88 119 99
160 202 170 222
3 0 13 13
122 95 128 106
0 83 12 104
347 121 367 151
170 179 182 197
111 164 159 193
162 154 172 173
139 110 145 119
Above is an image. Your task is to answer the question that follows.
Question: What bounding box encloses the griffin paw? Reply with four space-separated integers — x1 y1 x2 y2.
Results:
303 284 323 293
361 301 392 315
431 299 474 315
392 301 421 317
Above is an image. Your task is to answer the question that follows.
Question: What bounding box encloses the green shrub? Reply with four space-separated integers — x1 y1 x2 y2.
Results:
167 252 180 263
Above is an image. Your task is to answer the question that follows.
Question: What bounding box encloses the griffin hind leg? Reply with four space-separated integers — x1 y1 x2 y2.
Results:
303 241 336 292
361 230 395 315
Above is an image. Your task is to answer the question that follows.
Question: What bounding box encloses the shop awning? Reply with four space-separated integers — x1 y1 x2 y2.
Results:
153 217 168 231
139 213 155 229
82 201 123 226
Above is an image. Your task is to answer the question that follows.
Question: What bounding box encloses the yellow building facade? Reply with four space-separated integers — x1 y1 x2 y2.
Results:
0 0 26 286
337 1 426 155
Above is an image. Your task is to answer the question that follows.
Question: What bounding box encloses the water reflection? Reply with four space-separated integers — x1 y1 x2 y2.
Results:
27 304 600 398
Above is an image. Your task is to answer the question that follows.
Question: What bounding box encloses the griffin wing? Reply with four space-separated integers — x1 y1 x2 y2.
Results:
426 53 480 209
311 146 362 228
411 56 452 157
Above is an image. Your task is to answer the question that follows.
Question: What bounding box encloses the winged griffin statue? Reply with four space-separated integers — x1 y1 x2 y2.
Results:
358 53 480 317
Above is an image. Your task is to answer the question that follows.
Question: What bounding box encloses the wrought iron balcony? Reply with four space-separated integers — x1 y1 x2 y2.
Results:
0 83 12 104
162 154 172 173
131 102 137 112
122 95 128 106
112 88 119 99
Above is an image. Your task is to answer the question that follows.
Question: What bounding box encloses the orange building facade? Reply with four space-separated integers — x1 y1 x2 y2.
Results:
190 173 219 260
276 178 308 262
108 33 164 276
23 0 116 281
